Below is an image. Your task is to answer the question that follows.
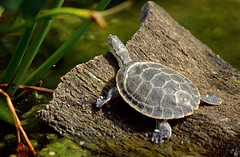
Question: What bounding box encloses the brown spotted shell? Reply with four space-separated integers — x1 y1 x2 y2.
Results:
116 61 200 119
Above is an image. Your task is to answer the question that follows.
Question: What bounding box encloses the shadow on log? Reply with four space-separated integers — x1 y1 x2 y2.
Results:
37 1 240 156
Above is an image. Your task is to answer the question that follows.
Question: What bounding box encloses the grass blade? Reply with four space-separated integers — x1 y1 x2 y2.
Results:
1 25 36 85
23 0 111 85
5 0 64 96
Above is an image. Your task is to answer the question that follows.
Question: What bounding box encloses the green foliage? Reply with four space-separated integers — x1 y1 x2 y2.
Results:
19 0 47 20
2 0 64 98
0 0 47 20
0 0 23 11
24 0 111 85
0 99 14 124
0 0 110 123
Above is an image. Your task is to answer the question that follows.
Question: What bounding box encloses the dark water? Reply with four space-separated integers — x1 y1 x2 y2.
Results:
0 0 239 156
0 0 239 89
41 0 240 89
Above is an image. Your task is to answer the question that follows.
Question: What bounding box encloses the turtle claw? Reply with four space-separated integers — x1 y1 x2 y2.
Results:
151 120 172 144
151 129 161 143
151 129 169 143
96 96 108 108
96 87 119 108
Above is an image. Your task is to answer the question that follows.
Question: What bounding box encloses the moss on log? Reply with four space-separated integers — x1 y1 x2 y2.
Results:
37 1 240 156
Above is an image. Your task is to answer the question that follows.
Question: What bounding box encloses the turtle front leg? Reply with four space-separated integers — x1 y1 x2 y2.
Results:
151 120 172 143
96 87 119 108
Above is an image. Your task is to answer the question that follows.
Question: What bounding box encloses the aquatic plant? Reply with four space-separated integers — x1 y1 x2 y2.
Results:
0 0 131 155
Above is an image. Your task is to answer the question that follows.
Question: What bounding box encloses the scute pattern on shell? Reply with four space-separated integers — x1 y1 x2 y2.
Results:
116 62 200 119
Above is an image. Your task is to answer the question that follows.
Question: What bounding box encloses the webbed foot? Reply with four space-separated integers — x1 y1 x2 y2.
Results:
151 129 162 143
151 120 172 143
96 87 118 108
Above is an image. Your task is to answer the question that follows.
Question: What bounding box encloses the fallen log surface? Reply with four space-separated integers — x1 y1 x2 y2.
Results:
37 1 240 156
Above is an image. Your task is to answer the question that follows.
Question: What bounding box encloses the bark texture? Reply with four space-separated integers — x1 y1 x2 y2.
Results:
37 1 240 156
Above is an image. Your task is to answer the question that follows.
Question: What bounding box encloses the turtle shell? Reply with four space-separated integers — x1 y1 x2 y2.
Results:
116 61 200 119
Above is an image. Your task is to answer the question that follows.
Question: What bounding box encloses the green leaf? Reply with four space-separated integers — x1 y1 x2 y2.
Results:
0 99 14 125
23 0 111 85
2 0 63 97
2 24 36 86
20 0 47 20
0 0 23 11
0 0 47 20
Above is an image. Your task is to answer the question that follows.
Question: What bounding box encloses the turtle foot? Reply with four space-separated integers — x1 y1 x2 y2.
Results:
96 96 108 108
96 87 118 108
151 120 172 143
151 129 162 143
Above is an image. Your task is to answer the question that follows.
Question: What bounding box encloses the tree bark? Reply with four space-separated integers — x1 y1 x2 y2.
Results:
37 1 240 156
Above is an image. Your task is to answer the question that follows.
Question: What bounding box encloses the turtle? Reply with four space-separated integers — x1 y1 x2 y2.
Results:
96 34 222 143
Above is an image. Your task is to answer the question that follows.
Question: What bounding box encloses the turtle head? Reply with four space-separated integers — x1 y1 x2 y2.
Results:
108 34 132 68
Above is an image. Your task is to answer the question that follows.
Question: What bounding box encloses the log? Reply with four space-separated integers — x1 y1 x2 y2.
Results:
37 1 240 156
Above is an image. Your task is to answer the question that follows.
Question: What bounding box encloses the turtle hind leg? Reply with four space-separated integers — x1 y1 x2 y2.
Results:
200 94 222 105
96 87 118 108
151 120 172 144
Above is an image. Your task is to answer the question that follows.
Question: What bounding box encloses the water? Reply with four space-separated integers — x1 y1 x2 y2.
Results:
44 0 240 89
0 0 239 156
